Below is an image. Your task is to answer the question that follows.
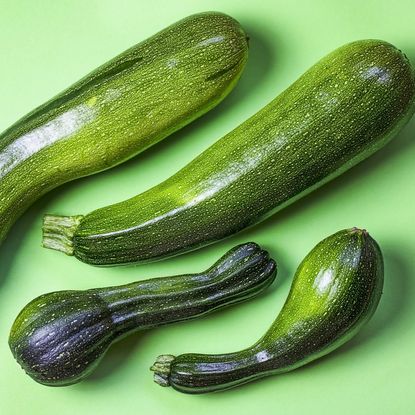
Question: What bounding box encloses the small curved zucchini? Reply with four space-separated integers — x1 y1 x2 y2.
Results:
9 243 276 386
151 228 383 393
43 39 415 266
0 12 248 243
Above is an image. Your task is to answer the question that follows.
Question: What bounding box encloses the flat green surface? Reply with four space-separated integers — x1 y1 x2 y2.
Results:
0 0 414 413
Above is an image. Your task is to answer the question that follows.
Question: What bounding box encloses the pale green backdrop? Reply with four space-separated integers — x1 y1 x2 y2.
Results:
0 0 414 414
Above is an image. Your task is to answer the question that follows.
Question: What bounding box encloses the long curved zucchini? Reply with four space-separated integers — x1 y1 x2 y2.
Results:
9 243 276 386
43 39 415 265
0 12 248 243
151 228 383 393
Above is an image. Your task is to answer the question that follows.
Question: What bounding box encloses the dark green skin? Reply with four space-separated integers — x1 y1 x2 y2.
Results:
8 243 276 386
151 228 384 393
43 39 415 265
0 12 248 243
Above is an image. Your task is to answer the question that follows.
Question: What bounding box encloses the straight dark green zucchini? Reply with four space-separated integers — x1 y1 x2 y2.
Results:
151 228 383 393
43 39 415 266
0 12 248 243
9 243 276 386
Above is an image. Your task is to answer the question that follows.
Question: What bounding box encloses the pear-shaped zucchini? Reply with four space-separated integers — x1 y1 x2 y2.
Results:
0 11 248 243
9 243 275 386
151 228 383 393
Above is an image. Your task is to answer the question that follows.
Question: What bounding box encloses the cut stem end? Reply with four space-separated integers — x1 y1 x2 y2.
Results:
150 354 175 387
42 214 84 256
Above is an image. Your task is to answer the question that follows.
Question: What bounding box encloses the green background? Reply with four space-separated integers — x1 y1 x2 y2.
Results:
1 0 414 413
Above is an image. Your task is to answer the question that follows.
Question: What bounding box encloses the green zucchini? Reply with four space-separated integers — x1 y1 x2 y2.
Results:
43 39 415 266
9 243 276 386
151 228 383 393
0 12 248 244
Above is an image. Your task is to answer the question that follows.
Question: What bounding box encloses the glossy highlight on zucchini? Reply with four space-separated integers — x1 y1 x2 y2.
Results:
151 228 384 393
0 11 248 243
9 243 276 386
43 39 415 266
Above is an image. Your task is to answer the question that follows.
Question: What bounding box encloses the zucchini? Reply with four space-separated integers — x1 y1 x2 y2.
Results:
9 243 276 386
42 39 415 266
0 12 248 243
151 228 383 393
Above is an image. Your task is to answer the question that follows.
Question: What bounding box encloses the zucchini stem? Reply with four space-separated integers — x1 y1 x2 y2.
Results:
42 214 84 255
150 355 175 387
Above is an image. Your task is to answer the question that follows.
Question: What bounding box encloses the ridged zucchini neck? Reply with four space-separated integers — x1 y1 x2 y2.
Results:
151 228 384 394
0 11 248 243
9 243 276 386
43 39 415 266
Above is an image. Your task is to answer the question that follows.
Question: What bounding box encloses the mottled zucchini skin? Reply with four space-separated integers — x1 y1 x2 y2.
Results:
151 228 384 393
44 39 414 265
9 243 276 386
0 12 248 242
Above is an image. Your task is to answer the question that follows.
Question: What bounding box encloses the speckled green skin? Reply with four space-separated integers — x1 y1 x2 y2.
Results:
151 228 383 394
43 39 415 266
8 243 276 386
0 12 248 243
